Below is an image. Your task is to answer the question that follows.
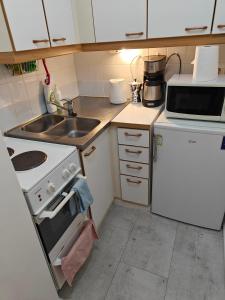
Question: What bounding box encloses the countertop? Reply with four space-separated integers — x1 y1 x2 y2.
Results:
111 102 163 129
5 96 128 151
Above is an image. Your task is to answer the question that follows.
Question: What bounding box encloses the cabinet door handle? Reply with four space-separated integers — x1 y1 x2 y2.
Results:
217 24 225 29
126 178 142 184
125 32 144 37
32 39 49 44
126 164 142 170
125 149 142 154
185 26 208 31
84 146 96 157
124 132 142 137
52 37 66 42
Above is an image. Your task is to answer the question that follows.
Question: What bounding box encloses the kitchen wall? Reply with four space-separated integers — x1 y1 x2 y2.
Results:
0 54 79 132
74 45 225 98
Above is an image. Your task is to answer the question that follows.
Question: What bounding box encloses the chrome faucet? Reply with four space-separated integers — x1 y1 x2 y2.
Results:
50 98 76 117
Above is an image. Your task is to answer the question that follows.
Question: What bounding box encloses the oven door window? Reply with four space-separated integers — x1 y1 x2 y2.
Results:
37 186 80 254
166 86 225 115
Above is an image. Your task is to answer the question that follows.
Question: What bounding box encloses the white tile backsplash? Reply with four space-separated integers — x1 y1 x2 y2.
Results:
0 54 79 132
74 45 225 97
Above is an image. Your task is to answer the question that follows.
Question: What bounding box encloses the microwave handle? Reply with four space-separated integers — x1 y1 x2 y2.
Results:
39 190 75 219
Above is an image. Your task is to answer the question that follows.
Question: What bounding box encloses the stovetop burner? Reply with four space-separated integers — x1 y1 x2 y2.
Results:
11 151 47 171
7 147 14 157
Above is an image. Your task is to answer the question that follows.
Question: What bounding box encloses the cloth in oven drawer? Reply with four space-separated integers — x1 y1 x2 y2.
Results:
72 177 94 213
61 219 98 286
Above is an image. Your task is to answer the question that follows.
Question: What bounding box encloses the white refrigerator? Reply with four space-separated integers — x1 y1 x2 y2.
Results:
152 113 225 230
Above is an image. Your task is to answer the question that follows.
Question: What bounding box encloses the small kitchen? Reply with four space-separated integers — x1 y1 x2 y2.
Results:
1 1 225 300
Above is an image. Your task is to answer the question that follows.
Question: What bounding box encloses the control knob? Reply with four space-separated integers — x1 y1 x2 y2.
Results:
47 182 56 194
69 163 77 173
62 168 70 179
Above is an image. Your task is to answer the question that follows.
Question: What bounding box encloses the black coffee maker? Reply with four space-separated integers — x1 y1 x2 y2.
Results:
142 55 166 107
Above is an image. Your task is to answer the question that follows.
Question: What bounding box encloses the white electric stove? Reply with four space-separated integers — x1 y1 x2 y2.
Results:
4 137 81 215
4 136 87 289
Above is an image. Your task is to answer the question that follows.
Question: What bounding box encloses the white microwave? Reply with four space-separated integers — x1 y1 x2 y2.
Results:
165 74 225 122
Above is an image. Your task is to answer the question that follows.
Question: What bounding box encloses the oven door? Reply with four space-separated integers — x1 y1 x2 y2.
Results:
166 85 225 121
36 178 83 255
35 177 88 289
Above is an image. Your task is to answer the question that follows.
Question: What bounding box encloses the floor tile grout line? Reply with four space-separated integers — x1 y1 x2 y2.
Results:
163 222 179 300
121 260 168 281
103 215 138 300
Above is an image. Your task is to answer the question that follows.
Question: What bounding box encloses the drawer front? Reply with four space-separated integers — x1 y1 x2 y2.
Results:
120 160 149 178
121 175 149 205
119 145 149 163
118 128 149 147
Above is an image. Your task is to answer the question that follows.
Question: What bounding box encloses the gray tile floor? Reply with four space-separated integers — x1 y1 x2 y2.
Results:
59 203 225 300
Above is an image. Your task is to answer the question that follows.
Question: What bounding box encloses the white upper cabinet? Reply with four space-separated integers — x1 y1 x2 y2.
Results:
43 0 79 46
148 0 215 38
92 0 147 42
0 4 12 52
72 0 95 43
2 0 50 51
212 0 225 34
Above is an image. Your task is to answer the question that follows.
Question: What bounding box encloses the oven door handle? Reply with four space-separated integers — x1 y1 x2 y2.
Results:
39 190 75 219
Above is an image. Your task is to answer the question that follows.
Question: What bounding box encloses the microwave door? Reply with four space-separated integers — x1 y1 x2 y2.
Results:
166 86 225 121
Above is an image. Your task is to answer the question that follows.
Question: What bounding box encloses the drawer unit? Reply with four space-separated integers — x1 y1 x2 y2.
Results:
120 160 149 178
118 128 149 147
119 145 149 164
121 175 149 205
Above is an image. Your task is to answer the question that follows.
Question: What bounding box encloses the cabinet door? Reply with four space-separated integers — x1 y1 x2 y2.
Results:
81 129 114 229
2 0 50 51
92 0 146 42
43 0 79 46
148 0 215 38
0 4 12 52
212 0 225 34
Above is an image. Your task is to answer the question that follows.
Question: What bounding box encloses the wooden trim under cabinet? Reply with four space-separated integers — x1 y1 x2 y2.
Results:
1 34 225 64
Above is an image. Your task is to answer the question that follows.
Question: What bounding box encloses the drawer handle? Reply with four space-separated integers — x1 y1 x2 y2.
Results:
52 37 66 42
125 32 144 37
126 164 142 170
126 178 142 184
32 39 49 44
124 132 142 137
185 26 208 31
84 146 96 157
217 24 225 29
125 149 142 154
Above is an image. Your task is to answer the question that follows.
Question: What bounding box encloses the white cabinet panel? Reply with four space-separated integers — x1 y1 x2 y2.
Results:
212 0 225 34
82 129 114 229
3 0 50 51
148 0 215 38
121 175 149 205
120 160 149 178
72 0 95 43
118 128 149 147
0 4 12 52
43 0 79 46
92 0 146 42
119 145 149 164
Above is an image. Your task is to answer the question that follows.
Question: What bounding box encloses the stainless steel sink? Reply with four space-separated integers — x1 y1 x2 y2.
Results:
46 117 101 138
22 115 64 133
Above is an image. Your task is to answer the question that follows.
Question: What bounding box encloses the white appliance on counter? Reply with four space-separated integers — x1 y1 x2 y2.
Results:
4 137 87 289
152 113 225 230
165 74 225 122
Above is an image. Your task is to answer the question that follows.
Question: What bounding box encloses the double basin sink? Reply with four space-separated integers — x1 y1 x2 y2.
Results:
21 114 101 138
